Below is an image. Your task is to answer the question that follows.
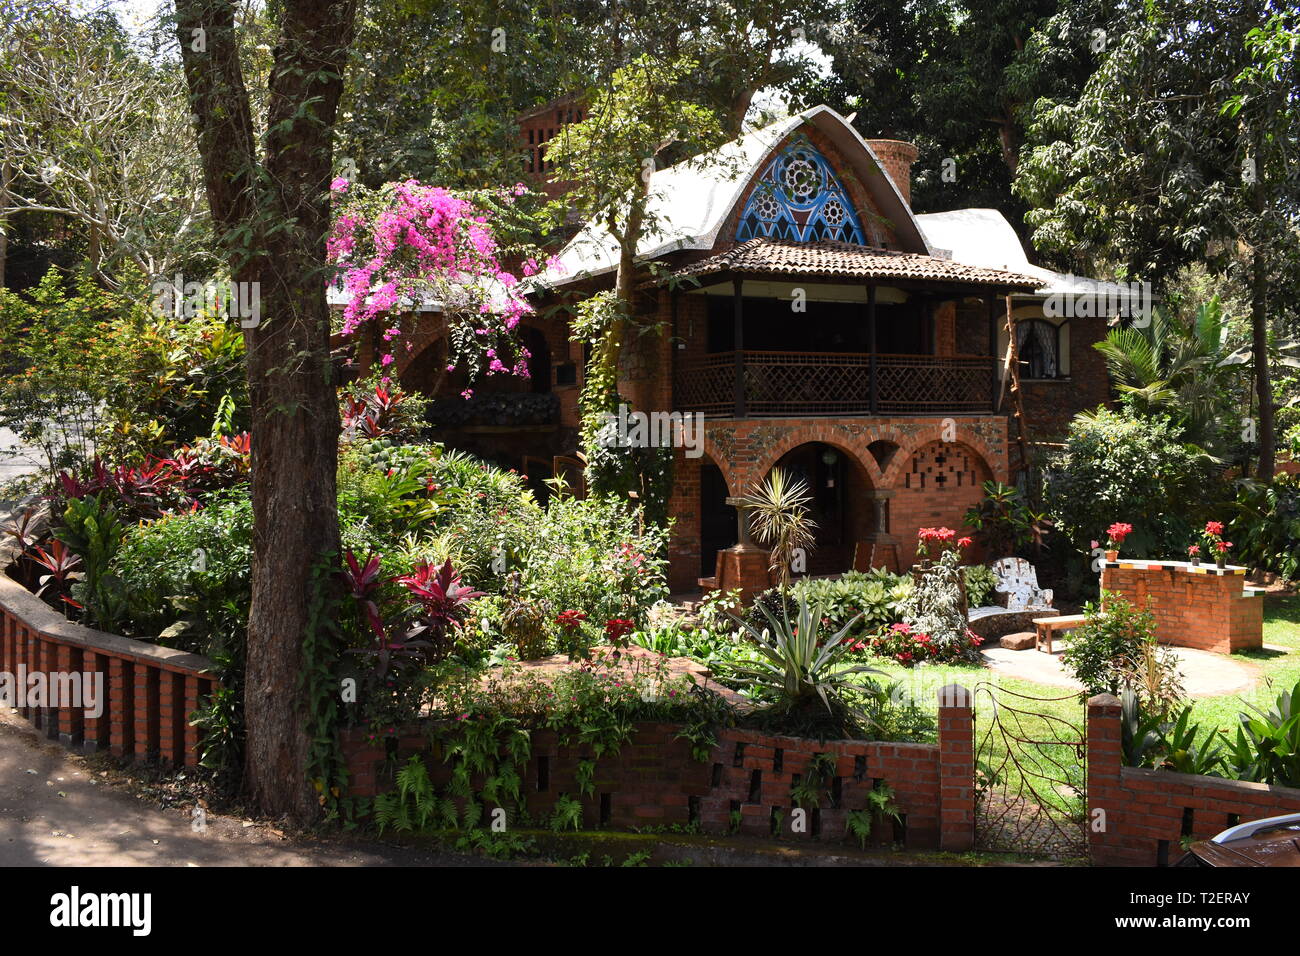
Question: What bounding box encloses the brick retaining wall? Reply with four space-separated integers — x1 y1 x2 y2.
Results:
1 538 217 766
340 684 976 849
1087 694 1300 865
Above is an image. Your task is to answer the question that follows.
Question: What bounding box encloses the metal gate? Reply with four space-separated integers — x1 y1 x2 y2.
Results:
973 682 1088 860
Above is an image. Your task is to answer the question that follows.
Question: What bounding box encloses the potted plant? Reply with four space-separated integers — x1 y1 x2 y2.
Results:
1201 521 1232 569
1104 522 1133 562
1187 543 1201 567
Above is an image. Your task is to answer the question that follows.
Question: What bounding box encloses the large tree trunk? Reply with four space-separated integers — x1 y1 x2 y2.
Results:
177 0 355 822
1251 245 1275 481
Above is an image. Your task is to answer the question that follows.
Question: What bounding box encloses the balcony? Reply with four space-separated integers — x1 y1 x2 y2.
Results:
676 350 997 417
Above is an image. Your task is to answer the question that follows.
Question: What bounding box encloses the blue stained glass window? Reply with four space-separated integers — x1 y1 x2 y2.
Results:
735 135 867 245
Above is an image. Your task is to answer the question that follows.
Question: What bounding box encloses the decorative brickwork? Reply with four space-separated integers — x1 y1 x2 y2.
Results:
0 553 217 765
1100 561 1263 653
340 687 976 848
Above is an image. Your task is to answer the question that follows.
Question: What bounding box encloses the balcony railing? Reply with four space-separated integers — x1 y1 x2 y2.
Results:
675 350 996 417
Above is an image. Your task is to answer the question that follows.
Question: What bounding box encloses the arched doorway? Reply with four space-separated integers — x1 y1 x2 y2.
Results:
699 460 736 576
766 442 873 576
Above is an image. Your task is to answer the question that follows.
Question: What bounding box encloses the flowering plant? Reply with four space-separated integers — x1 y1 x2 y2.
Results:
604 617 635 648
327 180 552 396
1105 522 1133 550
915 526 957 560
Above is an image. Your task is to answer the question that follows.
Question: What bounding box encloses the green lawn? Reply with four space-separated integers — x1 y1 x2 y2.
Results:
866 593 1300 740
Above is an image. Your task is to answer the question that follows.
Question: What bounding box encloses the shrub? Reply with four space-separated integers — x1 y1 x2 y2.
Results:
962 563 998 608
1059 592 1158 697
109 492 254 658
1045 409 1218 561
1229 475 1300 579
724 591 882 737
963 480 1053 557
745 569 911 644
897 549 981 663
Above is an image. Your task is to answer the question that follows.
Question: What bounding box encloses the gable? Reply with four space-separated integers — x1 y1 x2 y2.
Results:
735 134 867 245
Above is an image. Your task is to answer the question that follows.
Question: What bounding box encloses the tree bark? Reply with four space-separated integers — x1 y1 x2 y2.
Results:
176 0 355 822
1251 244 1275 480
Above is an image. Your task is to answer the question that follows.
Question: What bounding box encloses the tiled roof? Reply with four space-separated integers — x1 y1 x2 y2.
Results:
667 238 1043 289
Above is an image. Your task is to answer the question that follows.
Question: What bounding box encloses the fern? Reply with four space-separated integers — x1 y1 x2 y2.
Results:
575 759 596 797
551 794 584 832
846 809 873 848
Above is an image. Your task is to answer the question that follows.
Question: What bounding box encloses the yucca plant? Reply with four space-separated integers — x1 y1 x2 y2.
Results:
725 591 880 735
741 467 817 590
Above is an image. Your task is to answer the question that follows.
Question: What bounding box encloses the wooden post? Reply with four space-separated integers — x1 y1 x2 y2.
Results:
987 295 998 411
1003 294 1031 472
732 277 746 418
867 284 878 414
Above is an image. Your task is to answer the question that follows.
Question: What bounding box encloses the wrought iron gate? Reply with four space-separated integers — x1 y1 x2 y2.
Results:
973 682 1088 860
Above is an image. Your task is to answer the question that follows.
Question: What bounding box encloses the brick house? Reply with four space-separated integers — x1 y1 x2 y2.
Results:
341 105 1122 594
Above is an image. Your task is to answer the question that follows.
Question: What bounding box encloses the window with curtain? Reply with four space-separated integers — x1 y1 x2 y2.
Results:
1016 319 1060 379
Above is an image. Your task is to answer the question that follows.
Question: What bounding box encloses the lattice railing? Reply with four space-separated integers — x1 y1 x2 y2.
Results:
675 351 994 417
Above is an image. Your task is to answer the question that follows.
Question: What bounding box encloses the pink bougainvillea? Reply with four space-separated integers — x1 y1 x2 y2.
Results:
327 180 554 396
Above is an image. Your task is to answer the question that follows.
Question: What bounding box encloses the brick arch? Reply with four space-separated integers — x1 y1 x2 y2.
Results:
887 436 998 568
733 424 879 494
698 440 739 497
881 425 1003 490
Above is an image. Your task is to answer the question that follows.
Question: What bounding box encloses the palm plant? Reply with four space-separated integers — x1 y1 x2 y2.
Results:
741 467 816 590
1093 299 1240 455
725 590 880 734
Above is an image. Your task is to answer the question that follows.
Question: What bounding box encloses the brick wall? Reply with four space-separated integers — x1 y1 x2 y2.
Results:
1100 561 1263 653
1020 314 1111 441
1 552 217 766
341 686 976 848
1087 694 1300 865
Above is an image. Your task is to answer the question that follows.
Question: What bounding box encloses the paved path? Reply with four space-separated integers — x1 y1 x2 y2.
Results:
0 712 501 866
981 640 1265 697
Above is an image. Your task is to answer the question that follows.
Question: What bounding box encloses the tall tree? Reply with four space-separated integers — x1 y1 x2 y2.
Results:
1016 0 1300 479
0 3 210 285
175 0 356 820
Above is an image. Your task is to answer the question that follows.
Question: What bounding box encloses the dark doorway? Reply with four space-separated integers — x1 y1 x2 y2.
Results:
700 463 736 576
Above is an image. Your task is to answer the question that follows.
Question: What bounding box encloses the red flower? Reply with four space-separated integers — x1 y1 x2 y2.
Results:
556 609 588 633
1215 541 1232 553
957 536 973 549
604 617 635 647
1205 520 1224 536
1187 544 1200 556
1105 522 1133 545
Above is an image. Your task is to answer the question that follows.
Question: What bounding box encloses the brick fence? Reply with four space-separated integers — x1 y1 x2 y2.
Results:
0 543 217 766
1100 560 1263 653
341 684 976 849
1087 693 1300 865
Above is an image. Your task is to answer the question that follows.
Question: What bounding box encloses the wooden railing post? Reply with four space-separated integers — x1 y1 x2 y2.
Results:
732 278 746 418
867 285 878 414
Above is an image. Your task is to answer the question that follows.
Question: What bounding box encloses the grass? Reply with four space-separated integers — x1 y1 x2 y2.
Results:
1186 594 1300 734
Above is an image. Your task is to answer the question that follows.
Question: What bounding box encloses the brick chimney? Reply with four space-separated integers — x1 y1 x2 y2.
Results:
865 139 919 206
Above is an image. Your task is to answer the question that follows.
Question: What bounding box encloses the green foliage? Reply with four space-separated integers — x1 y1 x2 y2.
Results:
724 591 882 737
373 756 439 834
962 563 998 609
845 782 902 849
550 793 585 832
1229 680 1300 787
53 494 127 631
963 480 1053 558
0 269 247 486
1060 593 1157 698
1045 408 1218 563
1229 475 1300 580
748 568 912 645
